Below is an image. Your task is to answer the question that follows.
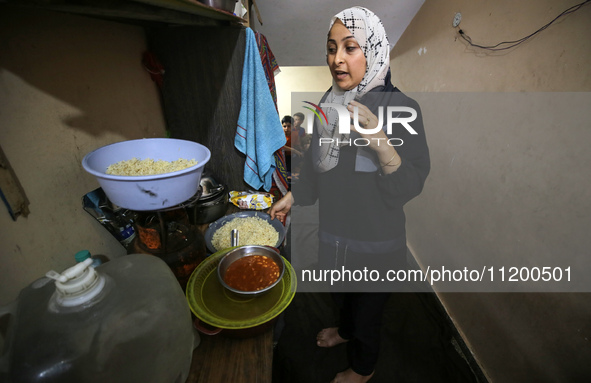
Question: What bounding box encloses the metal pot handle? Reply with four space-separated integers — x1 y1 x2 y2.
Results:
210 185 224 194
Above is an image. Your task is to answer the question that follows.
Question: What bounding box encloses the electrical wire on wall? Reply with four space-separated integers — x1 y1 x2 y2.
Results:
457 0 590 51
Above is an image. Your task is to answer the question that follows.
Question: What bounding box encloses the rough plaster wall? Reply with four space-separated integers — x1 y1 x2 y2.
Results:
390 0 590 92
390 0 591 381
0 7 166 305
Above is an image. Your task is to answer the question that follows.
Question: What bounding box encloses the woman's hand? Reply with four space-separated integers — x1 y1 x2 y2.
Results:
347 100 402 174
269 191 294 224
347 100 387 151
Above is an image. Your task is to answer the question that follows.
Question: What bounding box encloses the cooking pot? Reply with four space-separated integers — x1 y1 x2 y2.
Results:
186 174 228 225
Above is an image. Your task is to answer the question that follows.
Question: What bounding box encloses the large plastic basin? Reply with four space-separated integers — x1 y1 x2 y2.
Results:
82 138 211 211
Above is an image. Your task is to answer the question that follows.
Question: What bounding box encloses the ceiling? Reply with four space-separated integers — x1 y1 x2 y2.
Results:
251 0 425 67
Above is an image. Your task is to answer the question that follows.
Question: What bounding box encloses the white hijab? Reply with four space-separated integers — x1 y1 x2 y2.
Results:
315 7 391 172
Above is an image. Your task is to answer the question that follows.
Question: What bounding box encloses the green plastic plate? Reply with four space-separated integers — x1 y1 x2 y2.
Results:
186 248 297 329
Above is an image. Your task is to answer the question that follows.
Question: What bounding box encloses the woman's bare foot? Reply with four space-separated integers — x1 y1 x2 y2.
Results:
316 327 348 348
330 368 374 383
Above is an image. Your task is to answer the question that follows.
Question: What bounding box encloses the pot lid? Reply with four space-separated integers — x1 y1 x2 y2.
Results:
185 248 296 329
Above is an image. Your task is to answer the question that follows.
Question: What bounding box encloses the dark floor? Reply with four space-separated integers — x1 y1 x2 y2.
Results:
272 292 484 383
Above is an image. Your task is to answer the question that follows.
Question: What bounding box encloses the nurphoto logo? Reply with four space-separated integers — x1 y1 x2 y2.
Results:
302 101 418 147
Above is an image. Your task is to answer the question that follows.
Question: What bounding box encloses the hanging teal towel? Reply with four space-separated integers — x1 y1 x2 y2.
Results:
235 28 286 191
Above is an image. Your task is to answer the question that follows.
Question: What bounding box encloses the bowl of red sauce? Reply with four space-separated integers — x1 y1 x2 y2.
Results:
217 245 285 297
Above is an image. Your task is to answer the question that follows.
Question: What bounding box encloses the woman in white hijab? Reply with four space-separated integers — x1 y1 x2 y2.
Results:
315 6 393 174
271 7 430 382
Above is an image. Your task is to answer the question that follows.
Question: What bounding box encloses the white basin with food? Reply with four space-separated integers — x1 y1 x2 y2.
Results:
82 138 211 211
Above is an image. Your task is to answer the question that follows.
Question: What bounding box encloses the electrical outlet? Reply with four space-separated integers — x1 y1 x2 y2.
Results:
453 12 462 27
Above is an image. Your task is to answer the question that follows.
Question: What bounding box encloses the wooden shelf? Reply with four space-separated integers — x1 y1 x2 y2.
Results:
186 328 274 383
7 0 247 26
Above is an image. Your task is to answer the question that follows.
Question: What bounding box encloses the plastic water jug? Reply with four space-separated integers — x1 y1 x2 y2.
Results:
0 253 197 383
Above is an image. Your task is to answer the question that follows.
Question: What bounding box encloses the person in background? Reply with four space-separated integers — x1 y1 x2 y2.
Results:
282 115 293 149
299 133 312 154
292 133 312 177
290 112 307 180
293 112 307 139
282 115 303 182
270 6 430 383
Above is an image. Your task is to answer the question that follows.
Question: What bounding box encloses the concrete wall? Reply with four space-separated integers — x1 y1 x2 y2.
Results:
390 0 591 381
0 7 166 305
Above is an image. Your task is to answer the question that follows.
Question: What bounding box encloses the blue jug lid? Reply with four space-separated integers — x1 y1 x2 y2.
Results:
75 250 91 263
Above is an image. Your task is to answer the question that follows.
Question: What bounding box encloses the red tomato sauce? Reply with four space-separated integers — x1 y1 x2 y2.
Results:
224 255 280 291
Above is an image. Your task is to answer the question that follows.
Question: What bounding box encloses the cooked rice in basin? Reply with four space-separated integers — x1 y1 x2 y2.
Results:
211 217 279 251
106 158 198 176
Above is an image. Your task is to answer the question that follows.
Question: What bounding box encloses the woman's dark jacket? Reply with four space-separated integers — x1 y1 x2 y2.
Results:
293 71 430 254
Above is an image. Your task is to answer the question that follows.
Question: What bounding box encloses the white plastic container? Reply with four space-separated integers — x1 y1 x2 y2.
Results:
0 254 197 383
82 138 211 211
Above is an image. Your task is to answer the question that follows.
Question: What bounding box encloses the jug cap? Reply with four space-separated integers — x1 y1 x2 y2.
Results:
46 258 105 307
74 249 91 263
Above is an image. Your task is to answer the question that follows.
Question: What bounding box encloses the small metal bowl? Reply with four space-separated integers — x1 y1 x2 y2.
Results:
217 245 285 297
